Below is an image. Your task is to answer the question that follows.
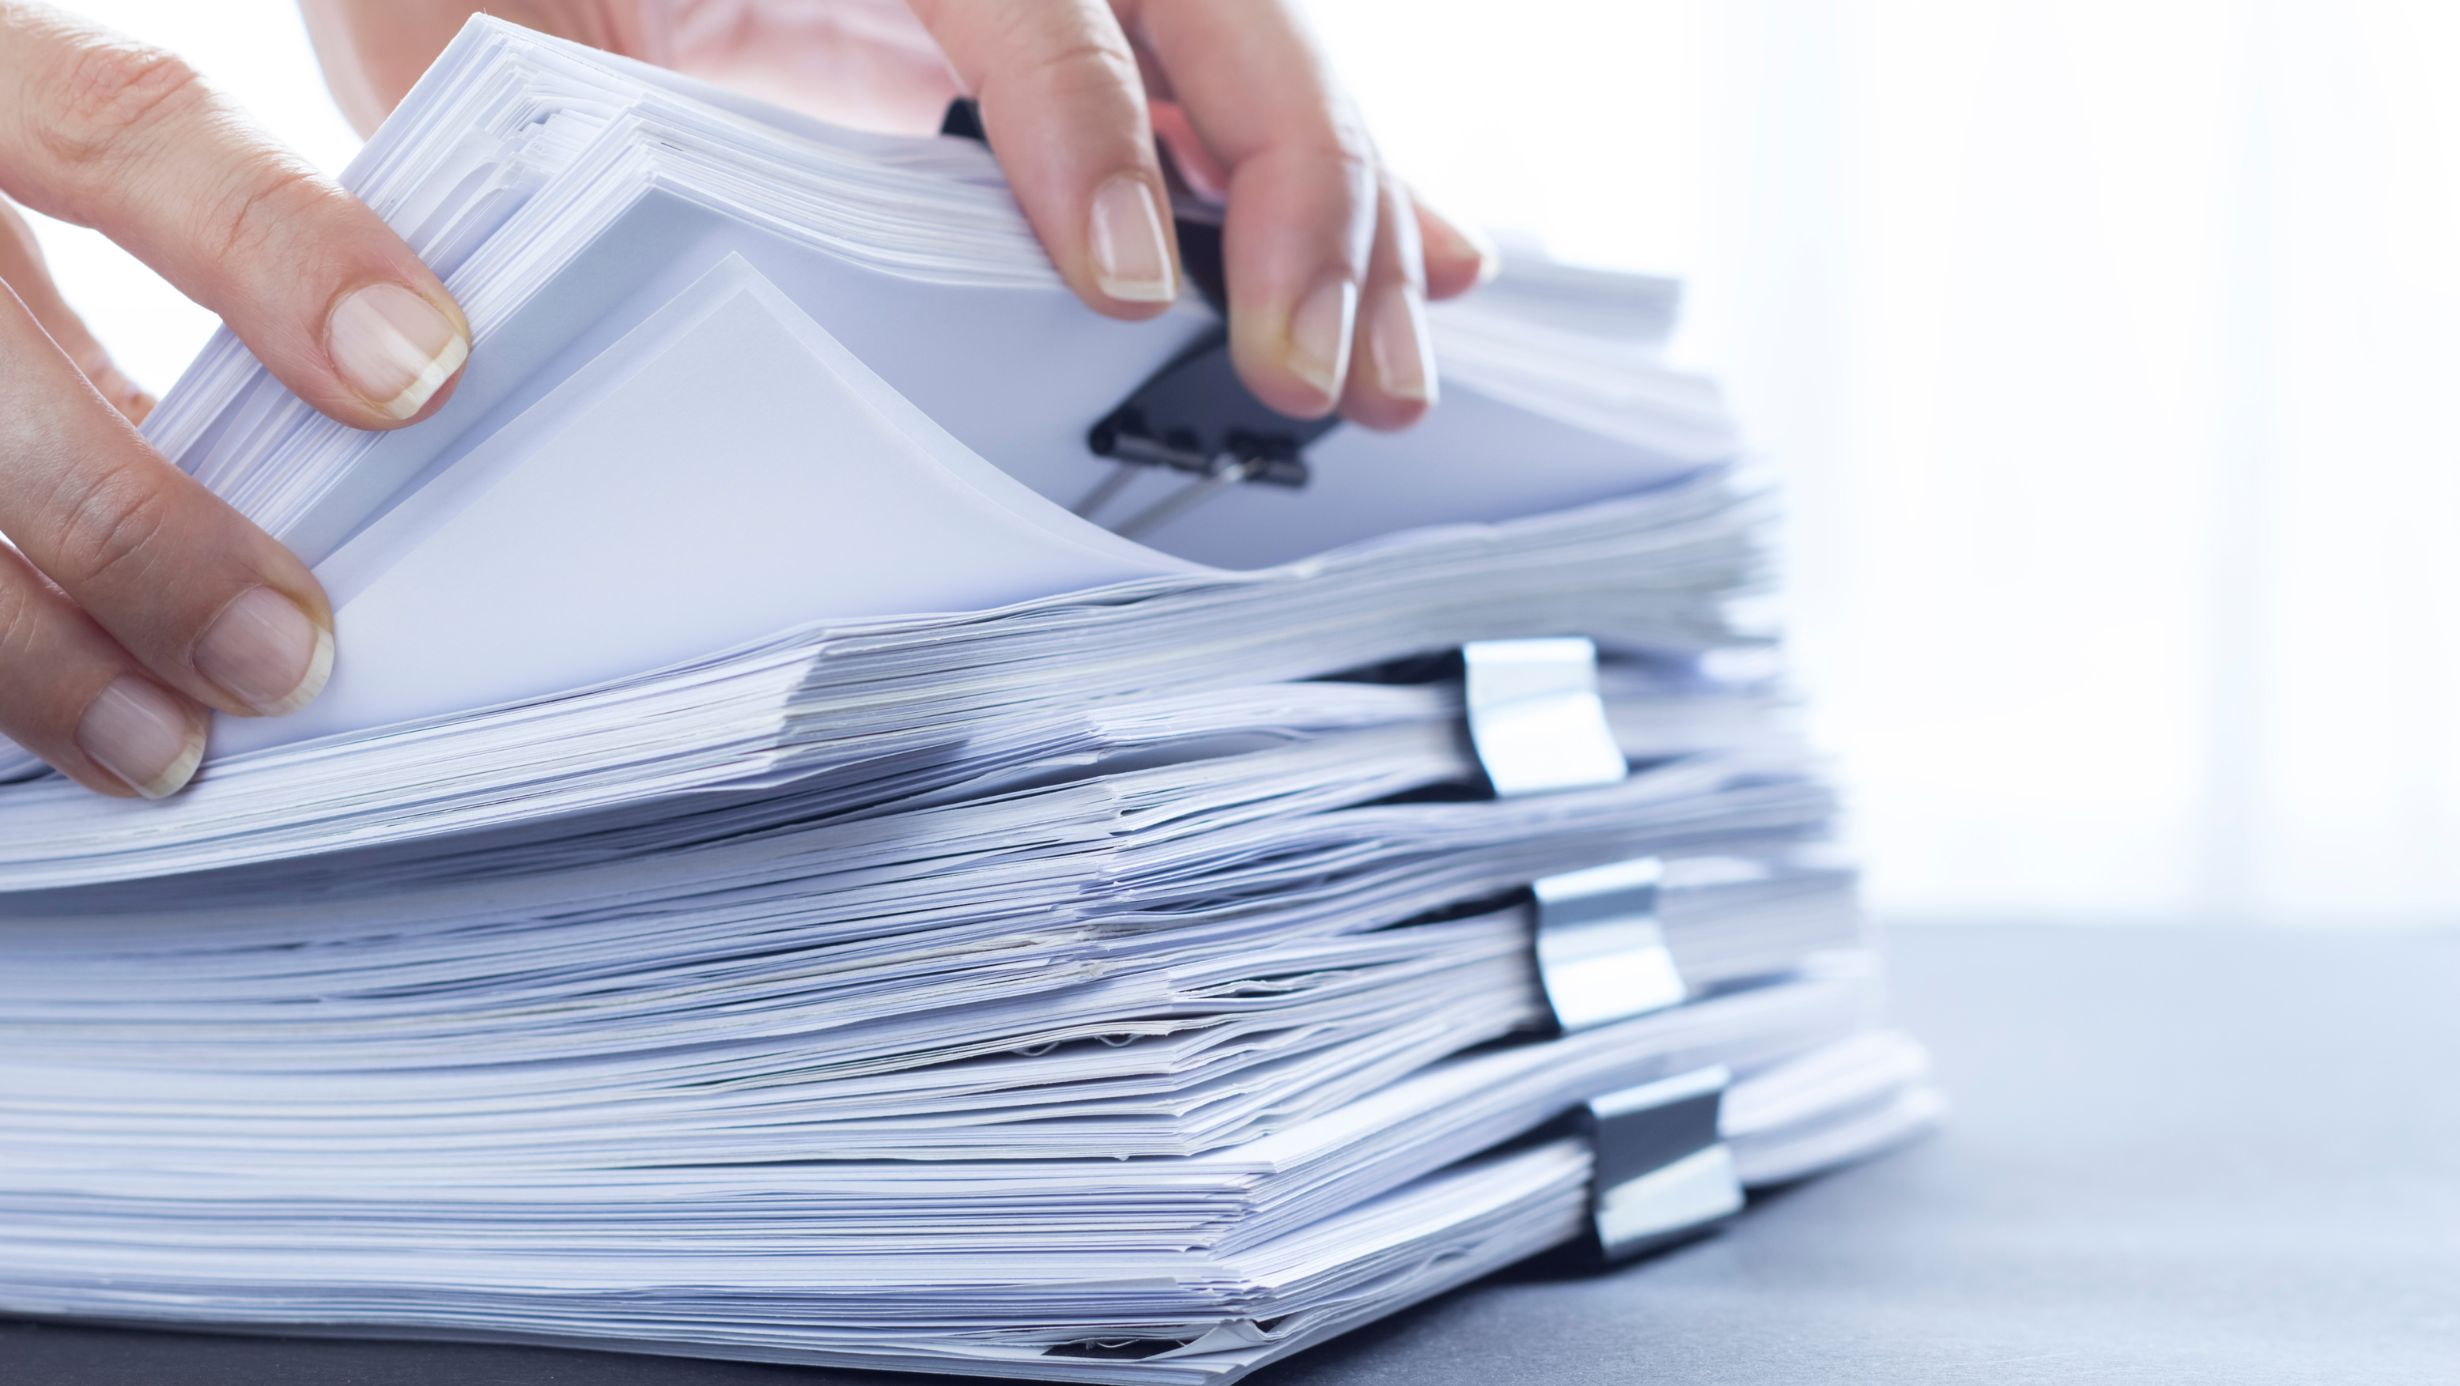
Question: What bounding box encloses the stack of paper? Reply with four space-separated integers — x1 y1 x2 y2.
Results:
0 18 1937 1382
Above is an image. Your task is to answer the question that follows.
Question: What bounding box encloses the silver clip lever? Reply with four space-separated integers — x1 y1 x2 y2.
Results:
1585 1064 1743 1262
1535 856 1687 1032
1461 637 1627 799
1459 638 1689 1032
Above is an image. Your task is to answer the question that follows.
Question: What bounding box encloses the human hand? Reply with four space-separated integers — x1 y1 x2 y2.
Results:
301 0 1496 431
0 3 470 798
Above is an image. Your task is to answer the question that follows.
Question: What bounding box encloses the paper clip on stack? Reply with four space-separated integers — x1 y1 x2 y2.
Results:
1464 635 1746 1262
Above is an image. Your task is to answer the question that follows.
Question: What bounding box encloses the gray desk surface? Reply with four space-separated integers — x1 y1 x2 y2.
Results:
6 924 2456 1384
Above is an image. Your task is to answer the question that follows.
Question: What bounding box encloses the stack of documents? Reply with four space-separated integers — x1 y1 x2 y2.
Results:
0 18 1938 1382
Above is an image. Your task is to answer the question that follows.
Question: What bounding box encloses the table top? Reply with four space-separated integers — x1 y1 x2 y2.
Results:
7 923 2456 1385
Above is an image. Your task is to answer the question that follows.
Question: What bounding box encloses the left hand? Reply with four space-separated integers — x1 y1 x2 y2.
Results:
300 0 1498 430
0 5 472 800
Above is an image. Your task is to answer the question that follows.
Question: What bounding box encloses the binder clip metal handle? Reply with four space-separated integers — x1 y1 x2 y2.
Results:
1535 857 1687 1032
1458 640 1729 1260
1584 1064 1743 1262
1461 638 1689 1031
1461 637 1627 799
941 98 1333 537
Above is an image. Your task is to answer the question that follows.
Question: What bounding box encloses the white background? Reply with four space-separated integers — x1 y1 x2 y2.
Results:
23 1 2460 929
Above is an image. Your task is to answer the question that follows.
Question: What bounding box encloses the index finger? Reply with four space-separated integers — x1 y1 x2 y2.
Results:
0 5 469 428
1117 0 1380 419
906 0 1182 317
0 283 333 725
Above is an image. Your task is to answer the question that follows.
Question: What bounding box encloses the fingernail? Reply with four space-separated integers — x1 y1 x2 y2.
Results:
327 282 469 420
1424 210 1501 285
195 587 334 716
1087 175 1177 303
77 677 204 799
1287 276 1359 402
1367 284 1437 404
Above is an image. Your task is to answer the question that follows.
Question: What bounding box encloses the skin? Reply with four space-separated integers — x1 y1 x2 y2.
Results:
0 0 1495 799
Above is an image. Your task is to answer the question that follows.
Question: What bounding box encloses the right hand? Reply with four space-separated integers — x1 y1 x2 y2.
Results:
302 0 1498 431
0 4 469 800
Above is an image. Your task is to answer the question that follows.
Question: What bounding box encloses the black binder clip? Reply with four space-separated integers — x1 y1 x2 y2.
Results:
942 98 1336 537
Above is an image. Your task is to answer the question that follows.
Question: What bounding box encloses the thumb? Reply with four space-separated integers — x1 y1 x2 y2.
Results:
0 9 469 429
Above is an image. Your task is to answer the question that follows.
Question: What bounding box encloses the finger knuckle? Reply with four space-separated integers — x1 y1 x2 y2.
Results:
1318 116 1378 192
195 161 325 266
1261 124 1377 207
49 467 176 595
990 31 1144 108
35 37 205 173
0 572 43 673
